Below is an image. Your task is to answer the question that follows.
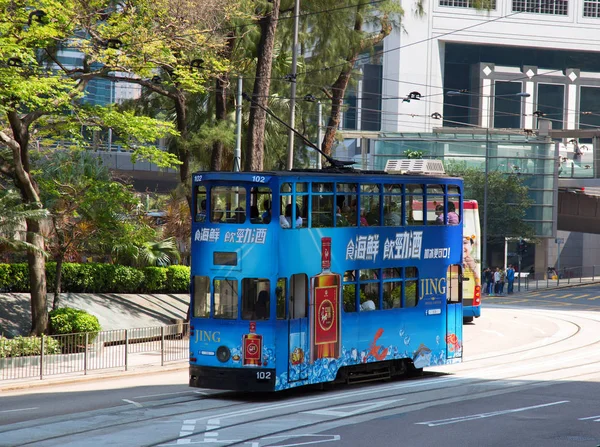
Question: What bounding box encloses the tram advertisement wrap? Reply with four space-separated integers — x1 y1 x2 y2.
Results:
243 333 262 366
311 237 341 362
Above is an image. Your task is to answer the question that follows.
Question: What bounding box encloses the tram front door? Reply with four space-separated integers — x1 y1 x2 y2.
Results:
288 273 309 382
445 265 464 361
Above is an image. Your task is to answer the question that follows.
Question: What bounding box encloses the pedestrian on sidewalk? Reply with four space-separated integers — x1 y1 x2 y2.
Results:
499 268 506 295
506 264 515 294
493 268 501 295
483 267 492 295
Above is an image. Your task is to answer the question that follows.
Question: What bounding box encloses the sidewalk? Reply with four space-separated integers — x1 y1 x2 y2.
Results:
483 276 600 299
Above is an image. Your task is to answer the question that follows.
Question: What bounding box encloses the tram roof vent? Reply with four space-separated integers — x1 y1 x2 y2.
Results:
384 159 446 175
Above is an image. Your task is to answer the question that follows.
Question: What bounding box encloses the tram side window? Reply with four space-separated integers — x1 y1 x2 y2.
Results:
383 268 402 309
213 279 238 319
195 186 207 222
406 184 423 226
427 184 445 225
383 184 402 227
448 184 461 225
276 278 287 319
193 276 210 318
343 270 358 313
250 187 272 224
405 267 419 307
312 182 334 228
210 186 247 224
296 182 308 228
359 269 380 311
242 278 270 320
361 183 381 226
336 183 357 227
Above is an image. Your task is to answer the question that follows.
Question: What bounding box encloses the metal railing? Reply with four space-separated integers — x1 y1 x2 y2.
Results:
513 265 600 292
0 322 189 382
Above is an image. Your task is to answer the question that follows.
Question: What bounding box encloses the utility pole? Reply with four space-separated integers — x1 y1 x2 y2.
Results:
317 101 322 169
234 77 242 172
285 0 300 171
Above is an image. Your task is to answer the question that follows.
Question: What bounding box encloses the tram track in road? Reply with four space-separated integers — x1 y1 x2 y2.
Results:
4 308 600 447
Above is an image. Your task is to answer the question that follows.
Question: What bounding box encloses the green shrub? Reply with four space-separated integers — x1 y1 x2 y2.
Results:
49 307 102 344
112 264 144 293
0 335 61 358
0 264 11 291
9 263 29 292
142 267 167 292
165 265 190 293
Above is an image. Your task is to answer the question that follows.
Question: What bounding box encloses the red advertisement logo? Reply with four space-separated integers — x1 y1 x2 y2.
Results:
314 285 338 345
243 334 262 365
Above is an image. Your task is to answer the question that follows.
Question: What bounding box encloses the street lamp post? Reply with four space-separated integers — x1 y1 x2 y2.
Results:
446 90 530 268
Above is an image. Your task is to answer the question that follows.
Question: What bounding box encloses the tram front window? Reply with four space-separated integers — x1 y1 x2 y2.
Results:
242 278 270 320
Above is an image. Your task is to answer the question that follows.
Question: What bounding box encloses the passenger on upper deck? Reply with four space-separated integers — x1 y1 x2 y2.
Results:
280 204 303 228
197 200 207 222
234 206 246 223
250 205 261 223
435 202 459 225
262 199 272 224
384 204 401 226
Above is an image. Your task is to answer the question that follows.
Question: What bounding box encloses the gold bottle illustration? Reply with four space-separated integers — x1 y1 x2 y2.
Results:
310 237 341 362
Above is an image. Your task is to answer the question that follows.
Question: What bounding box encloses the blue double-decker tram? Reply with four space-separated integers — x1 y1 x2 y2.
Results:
188 160 465 392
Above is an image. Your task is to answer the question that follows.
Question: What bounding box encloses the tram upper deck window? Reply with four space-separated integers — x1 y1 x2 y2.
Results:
312 182 334 228
210 186 247 224
242 278 270 320
427 184 445 225
336 183 357 226
361 183 381 226
250 186 272 224
195 186 207 222
280 182 306 229
213 279 238 319
448 184 461 225
383 184 402 227
193 276 210 318
406 184 423 226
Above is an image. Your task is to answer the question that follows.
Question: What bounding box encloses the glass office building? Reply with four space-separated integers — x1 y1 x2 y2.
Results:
338 131 557 238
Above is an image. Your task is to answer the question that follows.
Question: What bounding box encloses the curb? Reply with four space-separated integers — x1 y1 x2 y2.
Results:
0 361 188 393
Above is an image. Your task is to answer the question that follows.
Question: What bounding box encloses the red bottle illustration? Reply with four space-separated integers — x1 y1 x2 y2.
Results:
310 237 341 362
243 322 262 366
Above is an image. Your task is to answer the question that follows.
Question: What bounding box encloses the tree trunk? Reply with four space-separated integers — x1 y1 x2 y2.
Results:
27 218 48 335
53 255 64 311
321 10 392 157
173 95 192 211
244 0 281 172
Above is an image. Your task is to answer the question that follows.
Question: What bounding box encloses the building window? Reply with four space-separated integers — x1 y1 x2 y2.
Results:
440 0 496 8
512 0 568 15
584 0 600 16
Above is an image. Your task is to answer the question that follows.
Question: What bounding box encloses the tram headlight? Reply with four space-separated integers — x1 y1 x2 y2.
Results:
216 345 231 363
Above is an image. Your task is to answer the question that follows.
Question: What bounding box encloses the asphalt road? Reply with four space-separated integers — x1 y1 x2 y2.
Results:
1 285 599 447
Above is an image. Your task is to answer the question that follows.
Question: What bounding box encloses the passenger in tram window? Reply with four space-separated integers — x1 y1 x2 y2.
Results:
197 200 207 222
234 206 246 223
262 199 272 223
384 204 401 226
447 202 459 225
435 205 444 225
336 206 349 226
255 290 270 319
250 205 261 223
366 205 380 225
280 204 303 228
360 209 369 226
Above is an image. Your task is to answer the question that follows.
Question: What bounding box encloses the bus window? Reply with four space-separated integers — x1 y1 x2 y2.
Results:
359 269 380 310
427 184 444 225
343 270 358 313
405 267 418 307
242 278 270 320
276 278 287 319
250 187 272 224
361 183 380 226
312 182 334 227
195 186 207 222
210 186 246 224
193 276 210 317
383 267 402 309
406 184 423 226
336 183 357 227
213 279 238 319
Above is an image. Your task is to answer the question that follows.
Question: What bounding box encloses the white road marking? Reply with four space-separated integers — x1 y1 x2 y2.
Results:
416 400 569 426
0 407 39 413
133 390 204 399
482 329 504 337
260 434 340 446
122 399 143 408
304 399 401 417
578 414 600 421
